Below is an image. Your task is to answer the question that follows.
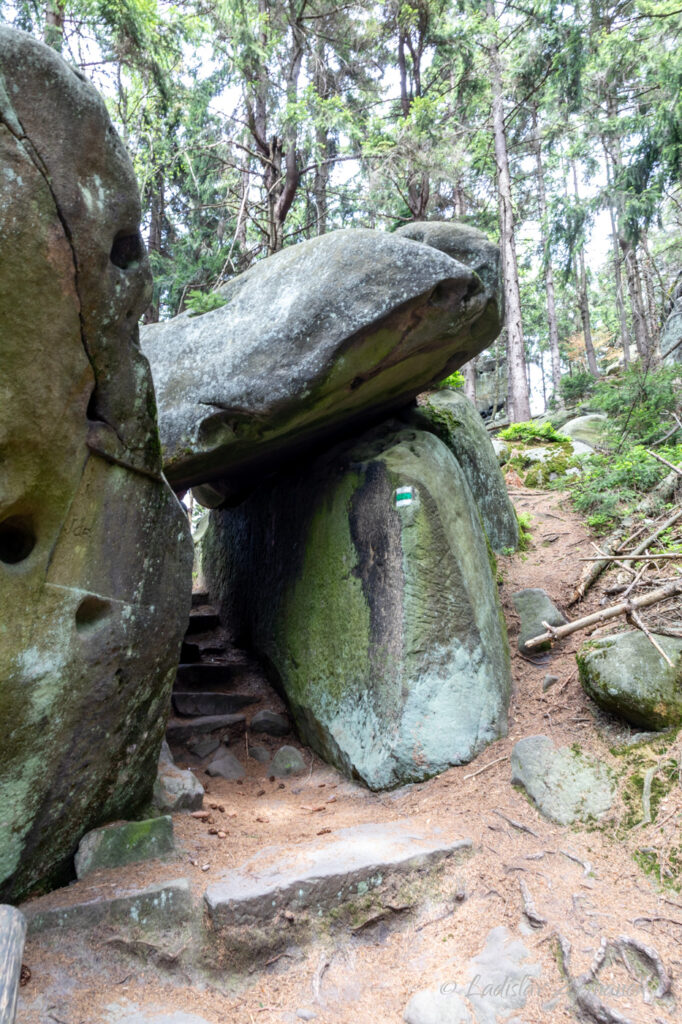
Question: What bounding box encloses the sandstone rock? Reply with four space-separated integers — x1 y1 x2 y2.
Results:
512 589 567 654
205 751 245 780
166 714 246 745
141 227 502 501
74 817 175 879
154 757 204 813
394 220 502 337
250 709 290 737
204 425 511 789
0 27 192 901
172 692 255 717
249 745 272 764
23 878 191 934
511 735 614 825
578 630 682 730
562 414 607 447
406 390 518 551
271 746 306 778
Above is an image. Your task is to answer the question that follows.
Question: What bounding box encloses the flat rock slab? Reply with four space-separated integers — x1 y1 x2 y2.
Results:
172 692 255 716
22 878 191 934
512 588 567 654
109 1012 212 1024
75 817 175 879
578 630 682 730
186 610 219 634
142 226 501 499
175 663 251 691
166 714 246 745
204 820 472 928
404 925 541 1024
250 709 290 736
511 735 614 826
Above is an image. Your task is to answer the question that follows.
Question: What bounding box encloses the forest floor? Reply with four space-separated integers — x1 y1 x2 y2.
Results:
17 485 682 1024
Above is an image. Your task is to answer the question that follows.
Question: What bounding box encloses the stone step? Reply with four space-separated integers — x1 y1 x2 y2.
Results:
204 820 472 938
179 640 202 663
172 692 257 717
185 608 219 635
174 663 255 692
166 714 246 746
191 591 209 607
23 878 191 934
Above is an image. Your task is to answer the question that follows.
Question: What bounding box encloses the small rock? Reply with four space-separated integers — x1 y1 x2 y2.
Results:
271 746 306 778
74 817 175 879
296 1011 317 1022
249 744 271 763
403 988 472 1023
205 751 246 780
154 761 205 813
512 588 567 654
250 709 290 737
542 674 559 692
187 737 220 759
511 734 614 825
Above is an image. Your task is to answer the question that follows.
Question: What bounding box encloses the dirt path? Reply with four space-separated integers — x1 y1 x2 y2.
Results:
18 488 682 1024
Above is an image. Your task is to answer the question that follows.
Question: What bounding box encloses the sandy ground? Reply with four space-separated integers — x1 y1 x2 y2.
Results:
17 487 682 1024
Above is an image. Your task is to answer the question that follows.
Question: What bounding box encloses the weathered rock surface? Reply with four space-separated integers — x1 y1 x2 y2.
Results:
204 425 511 790
250 709 290 737
578 630 682 730
395 220 502 337
141 226 502 500
23 878 191 934
110 1012 212 1024
205 750 245 780
74 817 175 879
271 746 306 778
0 27 192 901
511 735 614 825
562 414 607 447
204 820 472 928
406 390 518 551
404 925 541 1024
154 756 204 813
512 589 567 654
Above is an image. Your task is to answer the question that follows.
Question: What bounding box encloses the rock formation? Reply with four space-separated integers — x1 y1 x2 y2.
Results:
203 425 511 789
141 227 503 505
0 27 192 901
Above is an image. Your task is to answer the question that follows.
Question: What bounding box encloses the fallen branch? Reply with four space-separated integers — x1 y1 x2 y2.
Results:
463 754 507 780
525 580 682 650
577 552 682 561
627 609 674 667
645 448 682 477
492 809 540 837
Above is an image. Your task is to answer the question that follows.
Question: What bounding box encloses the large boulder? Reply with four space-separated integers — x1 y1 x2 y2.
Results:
203 425 511 790
405 390 518 551
141 226 502 503
562 414 607 448
578 631 682 730
0 28 192 901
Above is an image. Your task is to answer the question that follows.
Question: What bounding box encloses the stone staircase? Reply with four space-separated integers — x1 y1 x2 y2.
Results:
166 591 289 769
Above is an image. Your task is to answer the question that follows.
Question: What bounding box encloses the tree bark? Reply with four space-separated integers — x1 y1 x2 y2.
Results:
604 152 631 365
462 358 477 405
0 905 26 1024
44 0 66 51
487 0 530 422
531 107 562 399
571 162 599 376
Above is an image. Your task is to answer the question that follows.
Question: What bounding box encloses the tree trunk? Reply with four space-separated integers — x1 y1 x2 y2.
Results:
0 905 26 1024
487 0 530 422
142 169 164 324
462 358 477 405
532 107 562 399
571 162 599 376
44 0 66 51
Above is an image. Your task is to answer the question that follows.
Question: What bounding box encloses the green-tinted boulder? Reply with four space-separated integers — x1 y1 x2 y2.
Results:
578 631 682 730
562 414 607 448
0 28 192 901
271 746 306 778
512 589 567 654
74 817 175 879
203 425 511 790
405 390 518 551
141 226 502 502
511 735 614 825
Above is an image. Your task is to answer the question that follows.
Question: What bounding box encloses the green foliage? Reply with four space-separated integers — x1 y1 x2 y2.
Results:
516 510 533 552
557 444 682 534
437 370 465 389
592 365 682 449
498 421 570 444
559 370 595 405
186 289 227 317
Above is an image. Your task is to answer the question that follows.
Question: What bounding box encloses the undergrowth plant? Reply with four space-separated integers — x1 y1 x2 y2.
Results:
498 420 570 445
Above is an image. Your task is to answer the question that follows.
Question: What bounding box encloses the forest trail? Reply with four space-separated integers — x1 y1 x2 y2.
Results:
19 487 682 1024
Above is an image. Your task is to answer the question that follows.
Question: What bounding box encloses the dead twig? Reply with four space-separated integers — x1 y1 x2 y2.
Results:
463 754 507 780
492 810 540 837
526 580 682 650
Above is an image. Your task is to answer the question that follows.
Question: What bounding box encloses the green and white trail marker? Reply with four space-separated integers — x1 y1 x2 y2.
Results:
395 485 414 508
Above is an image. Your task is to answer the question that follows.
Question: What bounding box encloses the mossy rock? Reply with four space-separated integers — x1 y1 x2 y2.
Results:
204 425 511 790
578 631 682 730
74 816 175 879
